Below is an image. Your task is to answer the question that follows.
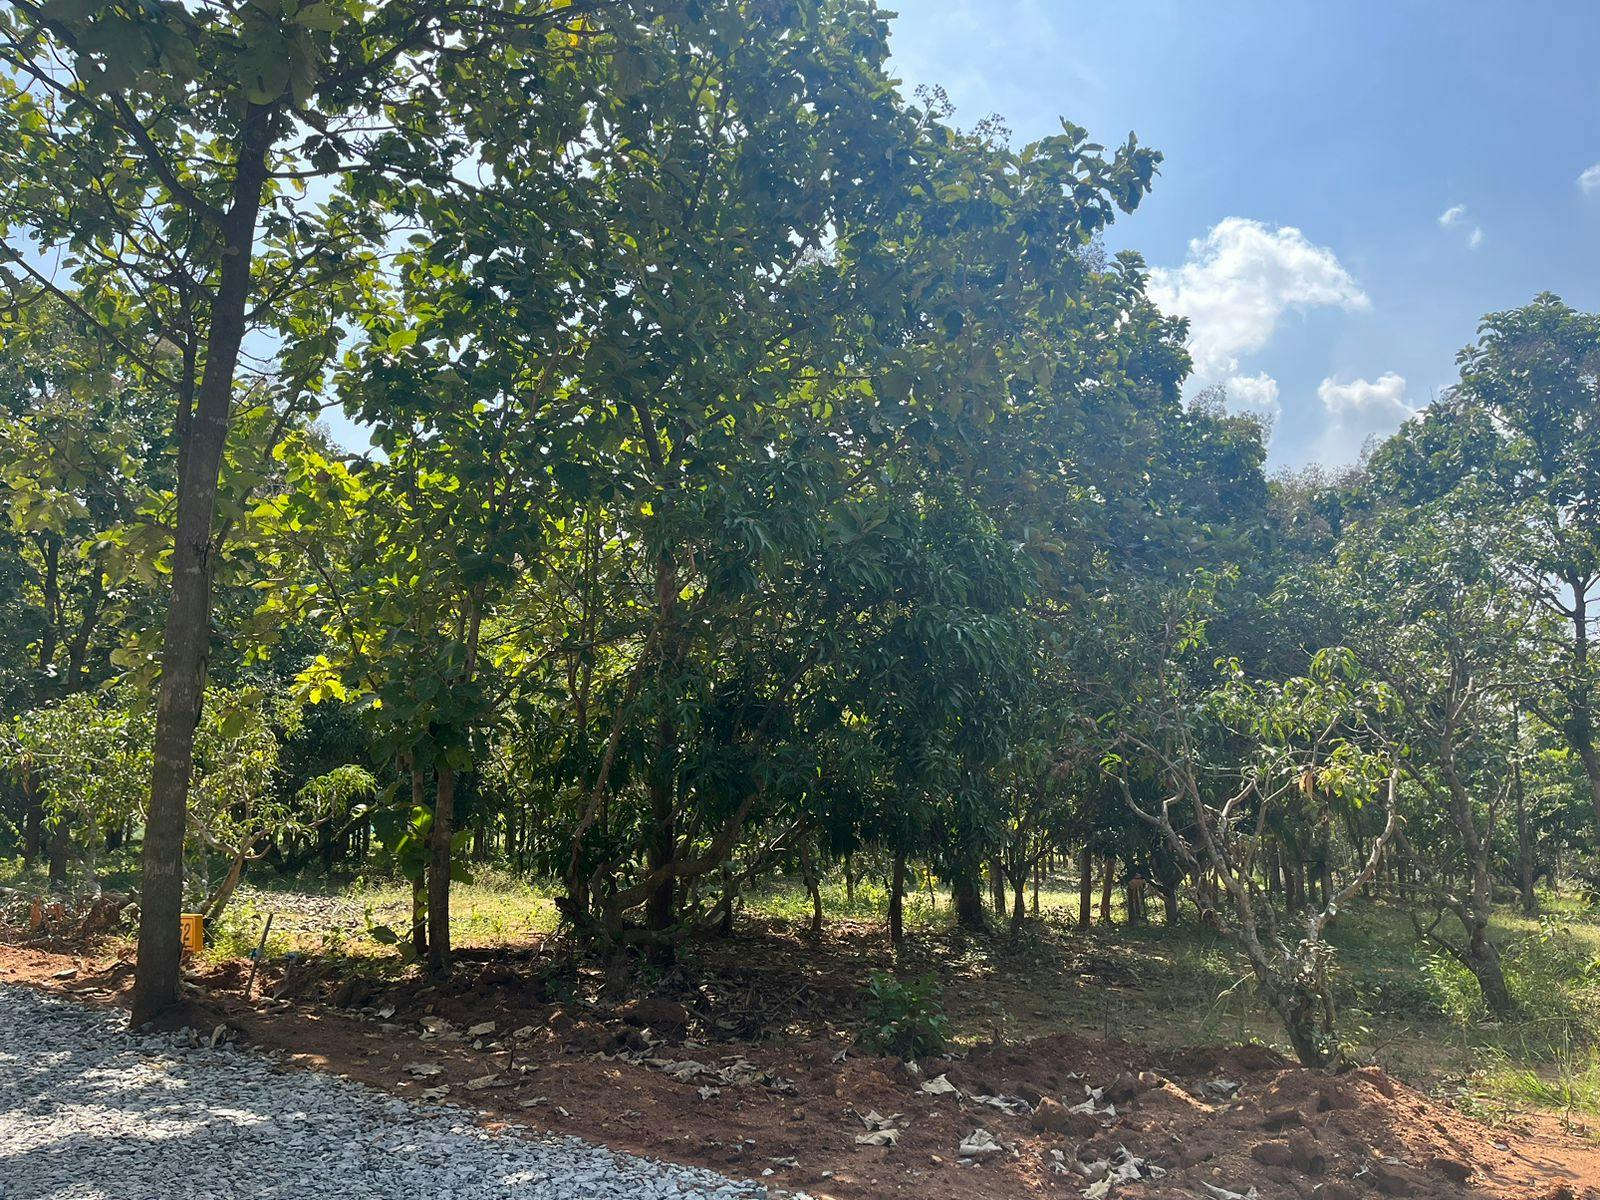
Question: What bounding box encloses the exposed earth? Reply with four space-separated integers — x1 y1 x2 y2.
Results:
3 936 1598 1200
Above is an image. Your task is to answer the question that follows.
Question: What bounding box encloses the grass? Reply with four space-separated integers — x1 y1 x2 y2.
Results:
1482 1054 1600 1127
10 849 1600 1123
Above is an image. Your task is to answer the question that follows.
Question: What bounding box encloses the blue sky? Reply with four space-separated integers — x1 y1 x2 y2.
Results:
885 1 1600 467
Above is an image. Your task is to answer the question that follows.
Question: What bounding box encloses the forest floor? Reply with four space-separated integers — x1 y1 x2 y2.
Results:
4 869 1600 1198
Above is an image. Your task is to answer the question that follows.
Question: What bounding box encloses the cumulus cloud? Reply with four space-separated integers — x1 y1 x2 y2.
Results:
1316 372 1418 462
1148 218 1369 397
1220 371 1282 419
1580 164 1600 195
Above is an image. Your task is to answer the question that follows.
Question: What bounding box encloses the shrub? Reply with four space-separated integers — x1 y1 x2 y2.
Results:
860 971 950 1059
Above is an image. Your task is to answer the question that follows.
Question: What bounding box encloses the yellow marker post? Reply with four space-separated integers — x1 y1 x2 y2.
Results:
179 913 205 954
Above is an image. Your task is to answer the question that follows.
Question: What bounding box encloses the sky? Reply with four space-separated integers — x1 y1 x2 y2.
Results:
884 1 1600 468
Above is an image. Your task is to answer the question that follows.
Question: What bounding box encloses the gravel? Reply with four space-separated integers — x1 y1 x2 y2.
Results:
0 984 784 1200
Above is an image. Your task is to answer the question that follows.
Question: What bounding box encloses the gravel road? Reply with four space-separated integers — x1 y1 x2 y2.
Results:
0 985 779 1200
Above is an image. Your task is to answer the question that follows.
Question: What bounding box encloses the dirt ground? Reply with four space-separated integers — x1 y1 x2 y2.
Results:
4 926 1600 1200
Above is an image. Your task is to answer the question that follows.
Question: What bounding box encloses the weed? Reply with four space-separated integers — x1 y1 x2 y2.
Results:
860 970 950 1059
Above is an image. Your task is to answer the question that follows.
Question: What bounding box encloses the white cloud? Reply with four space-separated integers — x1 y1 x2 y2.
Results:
1438 203 1484 248
1148 217 1369 387
1316 372 1419 462
1579 164 1600 195
1221 371 1282 419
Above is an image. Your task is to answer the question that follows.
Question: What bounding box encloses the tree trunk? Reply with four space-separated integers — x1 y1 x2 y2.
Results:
1077 848 1092 930
989 856 1006 915
409 760 428 959
22 777 42 865
1010 872 1026 934
643 772 676 952
951 864 987 931
800 840 823 936
131 103 276 1028
888 847 906 948
427 764 456 974
1466 929 1514 1018
1515 757 1538 916
203 853 246 923
48 816 71 889
1125 870 1146 924
1098 856 1114 924
717 862 736 936
1271 983 1338 1069
1159 880 1179 926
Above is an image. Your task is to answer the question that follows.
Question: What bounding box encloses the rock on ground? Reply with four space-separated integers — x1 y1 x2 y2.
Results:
0 984 782 1200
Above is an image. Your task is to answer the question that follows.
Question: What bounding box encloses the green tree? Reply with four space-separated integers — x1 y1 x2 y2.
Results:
0 0 624 1022
1371 295 1600 839
1323 506 1540 1015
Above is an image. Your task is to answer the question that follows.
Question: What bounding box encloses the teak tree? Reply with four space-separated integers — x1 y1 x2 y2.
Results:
0 0 630 1023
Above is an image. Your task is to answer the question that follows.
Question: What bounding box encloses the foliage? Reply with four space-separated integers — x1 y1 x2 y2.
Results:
860 971 950 1059
0 0 1593 1108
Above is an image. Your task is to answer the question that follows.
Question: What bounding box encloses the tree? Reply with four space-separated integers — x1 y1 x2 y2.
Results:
0 0 627 1023
1095 581 1399 1068
1371 295 1600 839
186 687 375 924
1324 507 1540 1016
0 690 151 890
